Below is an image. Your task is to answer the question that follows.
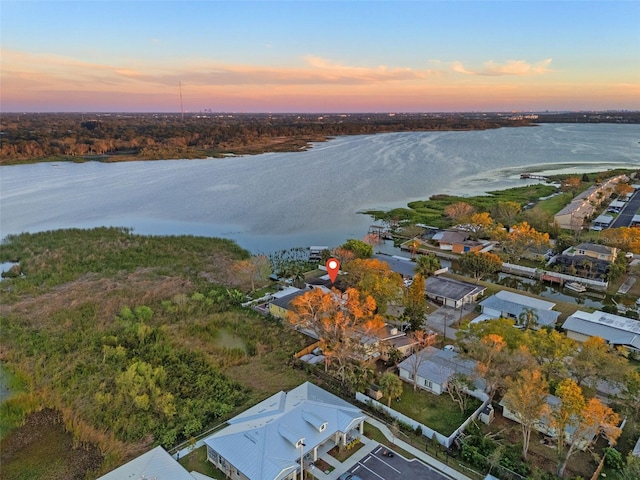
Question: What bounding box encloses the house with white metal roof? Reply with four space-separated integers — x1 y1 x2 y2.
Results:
97 445 197 480
562 310 640 352
397 347 486 398
204 382 366 480
475 290 561 329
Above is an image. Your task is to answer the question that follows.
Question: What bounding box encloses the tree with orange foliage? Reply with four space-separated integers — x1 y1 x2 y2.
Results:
502 221 550 260
343 258 404 314
601 227 640 253
404 272 427 330
551 378 621 478
467 212 494 236
231 255 272 292
561 177 581 192
568 336 629 389
289 287 385 382
444 202 475 222
615 182 635 197
464 330 535 400
502 369 549 460
330 247 357 266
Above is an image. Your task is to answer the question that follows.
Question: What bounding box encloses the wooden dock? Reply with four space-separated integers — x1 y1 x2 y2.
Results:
520 173 548 180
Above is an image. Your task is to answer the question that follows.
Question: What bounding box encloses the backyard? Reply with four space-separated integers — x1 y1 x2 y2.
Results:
393 385 482 436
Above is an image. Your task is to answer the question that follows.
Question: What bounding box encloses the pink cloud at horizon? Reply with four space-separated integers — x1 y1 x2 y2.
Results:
2 49 638 112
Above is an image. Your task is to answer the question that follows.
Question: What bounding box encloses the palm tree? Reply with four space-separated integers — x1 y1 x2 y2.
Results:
379 372 403 407
518 307 539 330
414 253 441 277
580 258 593 278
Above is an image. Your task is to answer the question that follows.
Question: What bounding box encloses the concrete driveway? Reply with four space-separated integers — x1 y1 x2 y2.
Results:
424 304 475 341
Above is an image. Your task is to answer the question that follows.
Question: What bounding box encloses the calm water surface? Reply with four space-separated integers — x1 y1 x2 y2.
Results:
1 123 639 253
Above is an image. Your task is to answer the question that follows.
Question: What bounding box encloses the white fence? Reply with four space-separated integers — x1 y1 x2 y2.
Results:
501 262 608 291
355 391 490 449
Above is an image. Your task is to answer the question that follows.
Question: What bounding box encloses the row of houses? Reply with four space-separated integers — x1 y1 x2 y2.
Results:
553 175 629 230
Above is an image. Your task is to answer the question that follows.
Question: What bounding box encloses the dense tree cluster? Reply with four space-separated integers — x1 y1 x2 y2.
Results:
0 112 530 163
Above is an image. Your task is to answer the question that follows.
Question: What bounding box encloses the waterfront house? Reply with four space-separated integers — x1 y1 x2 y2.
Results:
435 230 470 251
424 275 486 308
475 290 560 329
571 243 618 262
554 243 617 279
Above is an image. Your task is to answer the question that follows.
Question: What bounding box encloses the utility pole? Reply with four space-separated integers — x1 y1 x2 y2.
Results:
179 81 184 121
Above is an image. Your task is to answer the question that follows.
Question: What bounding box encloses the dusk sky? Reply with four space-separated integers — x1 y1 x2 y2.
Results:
1 1 639 113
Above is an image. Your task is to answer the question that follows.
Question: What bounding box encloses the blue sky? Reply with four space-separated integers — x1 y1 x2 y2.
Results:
1 1 639 112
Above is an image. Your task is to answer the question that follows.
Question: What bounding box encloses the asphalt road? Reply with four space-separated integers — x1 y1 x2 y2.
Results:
345 446 452 480
610 190 640 228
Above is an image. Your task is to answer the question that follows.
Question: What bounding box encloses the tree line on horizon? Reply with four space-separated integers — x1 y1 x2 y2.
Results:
0 112 532 163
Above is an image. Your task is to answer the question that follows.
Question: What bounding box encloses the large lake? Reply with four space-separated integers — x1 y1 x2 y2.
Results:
1 123 639 254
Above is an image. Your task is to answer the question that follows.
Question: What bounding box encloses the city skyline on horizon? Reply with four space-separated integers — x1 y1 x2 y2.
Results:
2 1 639 113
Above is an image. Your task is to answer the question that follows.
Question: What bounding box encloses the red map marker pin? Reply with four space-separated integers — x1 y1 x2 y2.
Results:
326 258 340 283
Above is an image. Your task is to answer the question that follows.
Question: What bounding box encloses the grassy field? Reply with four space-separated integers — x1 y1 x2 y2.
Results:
366 183 559 227
0 228 315 478
527 191 574 216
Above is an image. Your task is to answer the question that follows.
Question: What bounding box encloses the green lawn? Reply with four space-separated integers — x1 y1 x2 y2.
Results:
528 191 573 216
179 446 227 479
394 386 481 436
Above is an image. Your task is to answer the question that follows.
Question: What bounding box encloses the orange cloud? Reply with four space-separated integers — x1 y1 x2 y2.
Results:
452 58 553 76
1 48 637 112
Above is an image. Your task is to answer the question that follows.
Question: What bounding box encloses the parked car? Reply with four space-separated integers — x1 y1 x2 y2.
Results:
339 474 363 480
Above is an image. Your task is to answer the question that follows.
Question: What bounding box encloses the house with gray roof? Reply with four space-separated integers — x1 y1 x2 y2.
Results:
97 446 197 480
204 382 366 480
436 230 470 250
397 347 486 398
555 242 618 280
268 289 307 320
571 243 618 262
562 310 640 353
475 290 561 329
424 275 486 308
373 253 416 278
501 395 596 451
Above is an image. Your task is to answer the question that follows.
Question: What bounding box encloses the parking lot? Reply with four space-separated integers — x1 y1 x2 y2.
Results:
343 446 452 480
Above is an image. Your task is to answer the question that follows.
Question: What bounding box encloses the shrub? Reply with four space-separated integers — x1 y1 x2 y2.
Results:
603 447 624 470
